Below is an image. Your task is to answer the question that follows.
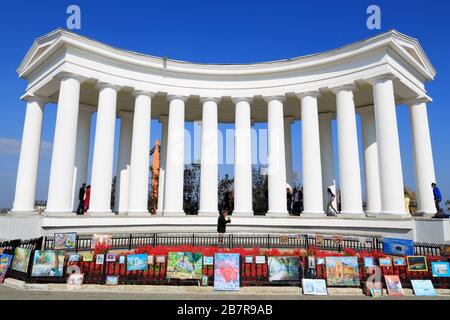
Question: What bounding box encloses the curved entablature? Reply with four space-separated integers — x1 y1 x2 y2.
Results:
18 28 435 106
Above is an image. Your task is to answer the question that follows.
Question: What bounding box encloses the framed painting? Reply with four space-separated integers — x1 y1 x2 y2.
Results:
83 253 94 262
406 256 428 272
268 257 300 282
11 247 31 273
382 238 414 256
0 254 13 283
393 257 406 266
31 250 65 277
95 254 105 265
105 254 117 262
105 275 119 286
431 262 450 277
54 233 77 250
255 256 266 264
302 279 327 296
379 257 392 267
244 256 254 264
363 257 375 268
68 254 80 262
126 254 148 271
203 256 214 266
91 234 112 249
166 252 203 280
384 275 404 296
67 273 84 289
214 253 240 291
325 257 360 287
411 280 436 296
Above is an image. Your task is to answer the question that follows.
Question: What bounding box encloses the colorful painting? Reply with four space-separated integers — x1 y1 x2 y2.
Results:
441 245 450 256
147 255 154 265
411 280 436 296
431 262 450 277
68 254 80 262
379 257 392 267
214 253 240 291
407 256 428 272
31 250 65 277
91 234 112 249
156 256 166 264
268 257 299 282
83 253 93 262
384 275 404 296
308 256 316 269
203 256 214 266
383 238 414 256
105 275 119 285
106 254 116 262
302 279 327 296
167 252 203 280
244 256 254 264
0 254 13 283
393 257 406 266
11 247 31 273
316 258 325 265
325 257 360 286
363 257 375 268
54 232 77 250
96 254 105 265
201 275 209 286
118 256 125 264
255 256 266 264
370 289 383 298
315 235 325 246
67 273 84 288
126 254 148 271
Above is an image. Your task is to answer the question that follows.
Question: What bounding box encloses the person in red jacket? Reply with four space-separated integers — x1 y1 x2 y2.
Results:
84 185 91 212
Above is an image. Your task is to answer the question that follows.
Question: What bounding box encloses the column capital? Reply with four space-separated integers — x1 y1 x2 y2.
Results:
167 94 189 102
118 111 134 120
232 97 253 104
329 83 358 94
296 90 321 99
263 95 286 103
403 95 432 106
200 97 221 104
21 94 48 105
356 105 375 115
365 73 397 85
132 90 156 98
96 82 122 92
56 72 88 83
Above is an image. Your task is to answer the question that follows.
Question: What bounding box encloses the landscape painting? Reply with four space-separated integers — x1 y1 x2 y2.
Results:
126 254 148 271
214 253 240 291
268 257 300 282
31 250 65 277
166 252 203 280
54 233 77 250
0 254 13 283
11 247 31 273
325 257 360 286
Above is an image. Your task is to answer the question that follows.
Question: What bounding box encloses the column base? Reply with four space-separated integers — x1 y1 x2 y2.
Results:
127 211 151 217
44 212 77 217
9 209 37 215
163 211 186 217
373 212 412 220
301 212 326 218
338 211 366 219
232 210 254 217
85 212 116 217
411 211 436 218
266 211 289 217
198 210 219 217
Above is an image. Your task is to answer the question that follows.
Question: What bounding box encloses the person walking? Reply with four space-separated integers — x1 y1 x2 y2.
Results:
76 183 86 215
217 210 231 246
326 188 339 216
84 185 91 212
432 183 445 218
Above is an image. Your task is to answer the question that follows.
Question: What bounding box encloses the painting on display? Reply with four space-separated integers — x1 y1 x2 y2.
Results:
126 254 148 271
393 257 406 266
379 257 392 267
384 275 404 296
11 247 31 273
118 256 125 264
325 257 360 287
201 275 209 287
213 253 240 291
166 252 203 280
0 254 13 283
105 275 119 286
382 238 414 256
308 256 316 269
91 234 112 249
54 233 77 250
363 257 375 268
83 253 93 262
255 256 266 264
315 235 325 246
370 289 383 298
407 256 428 272
31 250 65 277
244 256 254 264
67 273 84 288
302 279 328 296
147 255 154 265
411 280 436 296
203 256 214 266
316 258 325 265
68 254 80 262
96 254 105 265
431 262 450 277
268 257 299 282
156 256 166 264
106 254 116 262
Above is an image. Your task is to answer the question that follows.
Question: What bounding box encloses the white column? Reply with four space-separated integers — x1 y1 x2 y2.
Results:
198 97 219 216
319 112 337 213
358 106 381 215
265 96 288 216
157 115 168 215
407 98 436 215
12 98 45 213
233 98 253 216
88 83 120 215
333 85 364 217
114 111 133 214
163 95 187 216
128 91 154 215
298 92 324 216
46 74 84 214
71 105 94 211
284 117 294 188
369 76 407 217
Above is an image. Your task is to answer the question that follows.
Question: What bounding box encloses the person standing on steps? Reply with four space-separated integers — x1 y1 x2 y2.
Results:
217 209 231 246
76 183 86 215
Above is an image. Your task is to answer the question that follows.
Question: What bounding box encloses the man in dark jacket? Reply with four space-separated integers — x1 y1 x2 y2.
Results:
217 210 231 246
432 183 445 218
76 183 86 215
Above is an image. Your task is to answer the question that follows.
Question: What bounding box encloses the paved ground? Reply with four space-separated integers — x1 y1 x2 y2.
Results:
1 285 449 300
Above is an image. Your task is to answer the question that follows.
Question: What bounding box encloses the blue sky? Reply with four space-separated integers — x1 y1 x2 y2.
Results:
0 0 449 208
